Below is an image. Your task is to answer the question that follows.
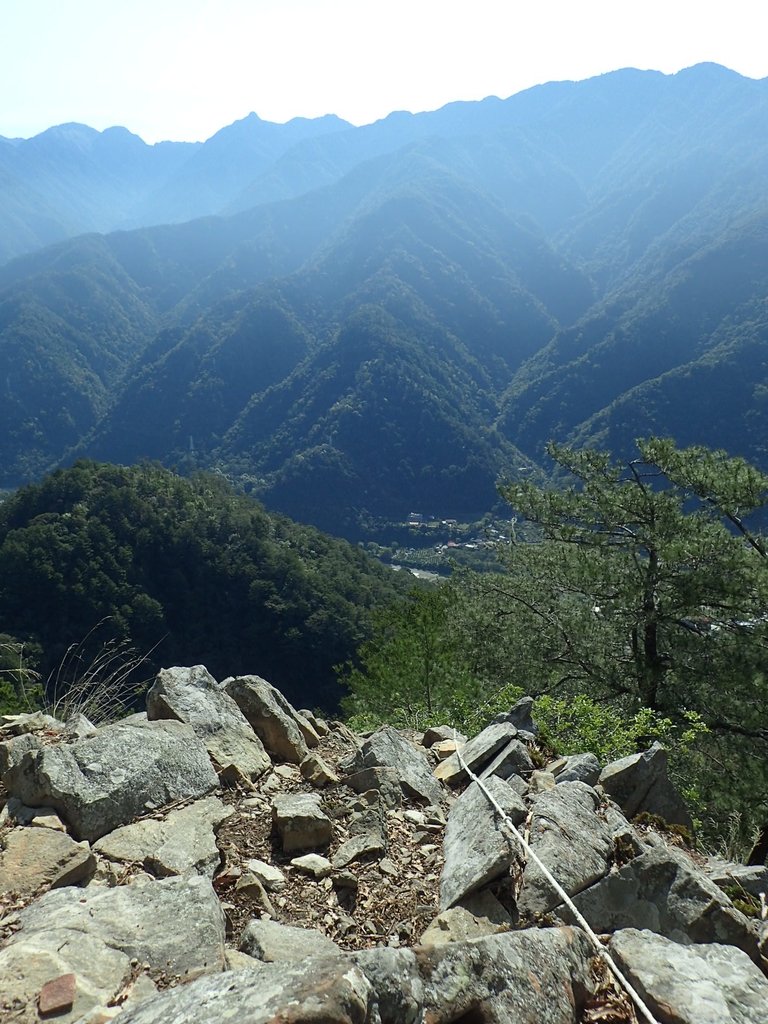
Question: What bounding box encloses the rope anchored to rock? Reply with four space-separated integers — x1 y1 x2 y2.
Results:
454 737 661 1024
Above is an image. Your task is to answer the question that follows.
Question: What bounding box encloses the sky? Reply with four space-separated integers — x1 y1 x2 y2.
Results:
1 0 767 144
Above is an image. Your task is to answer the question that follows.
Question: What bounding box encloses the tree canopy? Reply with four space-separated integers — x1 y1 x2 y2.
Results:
0 460 411 712
340 439 768 851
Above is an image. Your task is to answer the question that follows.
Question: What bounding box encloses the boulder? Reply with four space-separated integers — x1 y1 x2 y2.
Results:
608 928 768 1024
421 725 466 748
420 889 513 946
356 726 444 805
0 827 95 896
477 737 535 782
705 859 768 899
224 674 309 763
356 926 594 1024
4 718 218 841
491 695 538 735
0 875 226 1022
559 843 760 962
146 665 271 780
517 782 614 916
440 776 526 910
240 919 341 962
599 742 693 829
554 752 601 786
0 731 45 778
293 711 321 748
272 792 332 852
114 956 370 1024
345 766 402 808
298 709 330 736
93 796 231 878
434 722 519 785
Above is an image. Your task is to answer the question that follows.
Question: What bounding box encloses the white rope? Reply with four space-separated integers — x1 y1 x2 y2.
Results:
454 736 661 1024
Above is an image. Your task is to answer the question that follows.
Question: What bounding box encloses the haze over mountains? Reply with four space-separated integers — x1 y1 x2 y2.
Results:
1 62 767 537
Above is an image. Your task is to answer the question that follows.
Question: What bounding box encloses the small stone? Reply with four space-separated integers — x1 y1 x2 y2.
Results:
378 857 399 877
422 726 466 748
38 973 77 1015
234 874 275 915
245 858 286 890
433 739 459 760
272 792 332 852
290 854 333 878
528 769 556 794
300 752 340 787
332 871 358 890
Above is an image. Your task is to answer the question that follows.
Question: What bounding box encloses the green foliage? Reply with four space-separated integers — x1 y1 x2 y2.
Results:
342 438 768 847
0 461 410 712
532 695 704 765
339 585 523 734
0 634 43 715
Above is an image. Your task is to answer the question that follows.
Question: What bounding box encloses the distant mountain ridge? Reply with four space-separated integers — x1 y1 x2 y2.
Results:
2 64 768 538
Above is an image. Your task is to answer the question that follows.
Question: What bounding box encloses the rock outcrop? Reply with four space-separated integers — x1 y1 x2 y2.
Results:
1 674 765 1024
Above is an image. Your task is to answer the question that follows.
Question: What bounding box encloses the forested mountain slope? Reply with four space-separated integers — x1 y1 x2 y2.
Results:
1 64 767 536
0 461 410 709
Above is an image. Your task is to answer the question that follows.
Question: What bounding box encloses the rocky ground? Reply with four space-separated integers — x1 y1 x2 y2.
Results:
1 665 767 1024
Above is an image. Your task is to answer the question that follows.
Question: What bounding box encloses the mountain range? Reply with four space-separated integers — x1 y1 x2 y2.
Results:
1 62 767 537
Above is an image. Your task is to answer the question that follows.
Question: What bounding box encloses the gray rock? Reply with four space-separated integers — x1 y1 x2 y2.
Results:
492 695 538 735
434 722 519 785
0 797 67 831
62 713 97 740
518 782 613 916
146 665 271 781
420 890 513 946
0 930 144 1024
608 928 768 1024
357 927 593 1024
272 792 332 852
332 809 387 868
293 711 321 748
5 718 218 841
0 731 45 778
244 857 286 890
0 875 226 1022
224 674 309 763
115 955 370 1024
234 874 275 915
0 711 62 736
93 796 231 878
357 726 443 805
555 752 601 786
440 776 526 910
559 843 760 961
240 919 341 962
599 742 693 829
0 827 95 895
291 853 333 878
421 725 466 748
298 709 330 736
300 750 340 786
478 737 535 782
529 768 557 793
705 859 768 898
346 766 402 808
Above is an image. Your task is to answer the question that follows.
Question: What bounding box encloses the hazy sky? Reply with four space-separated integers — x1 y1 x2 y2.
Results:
2 0 766 143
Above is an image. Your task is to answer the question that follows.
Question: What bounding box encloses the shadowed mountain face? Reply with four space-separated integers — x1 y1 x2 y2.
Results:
1 64 768 535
